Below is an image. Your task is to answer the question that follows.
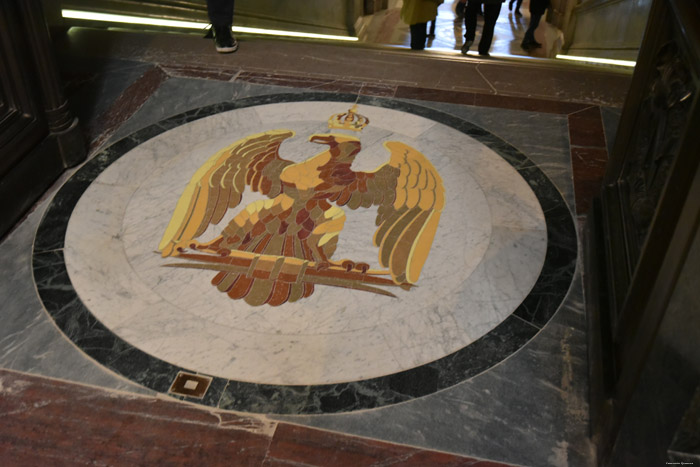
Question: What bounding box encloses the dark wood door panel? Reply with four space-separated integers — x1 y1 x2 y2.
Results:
0 0 85 238
585 0 700 462
0 109 46 177
0 1 49 178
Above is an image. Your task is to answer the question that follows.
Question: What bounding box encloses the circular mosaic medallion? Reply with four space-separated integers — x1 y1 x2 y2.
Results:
33 93 577 414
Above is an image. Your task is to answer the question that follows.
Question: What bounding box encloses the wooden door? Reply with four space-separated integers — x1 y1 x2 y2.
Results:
585 0 700 462
0 0 84 238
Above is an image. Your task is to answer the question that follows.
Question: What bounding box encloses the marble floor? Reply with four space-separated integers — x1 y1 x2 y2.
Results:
0 25 628 466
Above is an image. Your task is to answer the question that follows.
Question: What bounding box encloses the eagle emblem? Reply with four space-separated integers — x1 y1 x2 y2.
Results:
158 105 444 306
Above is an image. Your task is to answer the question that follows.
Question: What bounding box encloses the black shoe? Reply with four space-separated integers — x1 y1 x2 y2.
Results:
478 51 491 57
461 40 473 55
515 9 522 16
521 40 541 50
212 25 238 53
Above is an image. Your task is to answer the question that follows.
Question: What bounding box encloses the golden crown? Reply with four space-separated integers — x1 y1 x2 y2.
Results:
328 105 369 131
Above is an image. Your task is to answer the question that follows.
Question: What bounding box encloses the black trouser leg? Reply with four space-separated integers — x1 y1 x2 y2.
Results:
410 22 428 49
478 3 502 54
456 1 466 18
206 0 235 26
463 0 479 42
523 12 542 44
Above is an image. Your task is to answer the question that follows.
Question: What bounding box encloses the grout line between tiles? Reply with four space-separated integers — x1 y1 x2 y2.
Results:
229 69 243 83
475 64 498 94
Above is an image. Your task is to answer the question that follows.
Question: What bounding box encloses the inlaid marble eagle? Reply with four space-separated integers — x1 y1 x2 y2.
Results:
158 106 444 306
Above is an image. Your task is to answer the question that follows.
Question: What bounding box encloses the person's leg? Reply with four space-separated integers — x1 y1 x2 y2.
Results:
463 0 478 42
410 22 428 49
521 12 543 47
515 0 523 14
428 19 436 38
206 0 234 26
461 0 479 53
206 0 237 53
456 0 466 20
477 3 502 55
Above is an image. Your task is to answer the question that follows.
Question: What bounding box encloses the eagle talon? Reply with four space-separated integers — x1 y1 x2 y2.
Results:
316 261 331 271
341 260 355 272
354 262 370 273
338 260 370 273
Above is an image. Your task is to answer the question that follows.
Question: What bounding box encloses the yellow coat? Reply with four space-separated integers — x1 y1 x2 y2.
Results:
401 0 441 25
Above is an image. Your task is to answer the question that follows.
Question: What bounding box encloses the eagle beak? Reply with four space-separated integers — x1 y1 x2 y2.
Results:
309 134 334 145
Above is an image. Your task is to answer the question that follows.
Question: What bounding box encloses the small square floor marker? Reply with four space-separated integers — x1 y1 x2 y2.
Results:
169 371 212 399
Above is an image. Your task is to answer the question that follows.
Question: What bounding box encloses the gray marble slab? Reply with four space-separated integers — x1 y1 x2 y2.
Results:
105 77 306 146
273 270 592 467
0 175 155 396
601 106 623 157
408 99 575 213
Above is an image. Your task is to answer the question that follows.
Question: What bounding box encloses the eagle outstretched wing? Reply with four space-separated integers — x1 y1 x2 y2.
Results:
159 130 295 257
373 141 444 285
326 141 445 285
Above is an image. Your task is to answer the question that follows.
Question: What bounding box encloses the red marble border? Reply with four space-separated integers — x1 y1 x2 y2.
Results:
89 65 170 151
0 369 511 466
267 423 514 466
0 369 272 465
395 86 474 105
568 106 607 147
161 63 239 81
568 107 609 216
